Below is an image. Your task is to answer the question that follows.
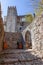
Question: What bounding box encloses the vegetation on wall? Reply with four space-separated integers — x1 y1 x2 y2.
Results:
33 0 43 16
25 14 33 23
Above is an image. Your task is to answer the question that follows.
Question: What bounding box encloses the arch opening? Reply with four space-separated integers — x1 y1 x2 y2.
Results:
25 31 32 49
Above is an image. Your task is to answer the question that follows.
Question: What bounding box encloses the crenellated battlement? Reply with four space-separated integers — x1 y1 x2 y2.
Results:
7 6 17 16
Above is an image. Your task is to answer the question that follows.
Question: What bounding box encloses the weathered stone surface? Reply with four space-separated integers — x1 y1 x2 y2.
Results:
31 15 43 52
22 14 43 52
0 49 43 65
4 32 24 49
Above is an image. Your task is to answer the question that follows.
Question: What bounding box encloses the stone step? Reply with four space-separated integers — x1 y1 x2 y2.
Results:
0 49 42 61
0 57 42 63
0 57 43 65
0 49 34 59
0 49 42 58
0 49 43 65
1 49 33 54
1 53 38 59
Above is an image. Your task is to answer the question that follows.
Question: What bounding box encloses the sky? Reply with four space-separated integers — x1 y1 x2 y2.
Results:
0 0 39 18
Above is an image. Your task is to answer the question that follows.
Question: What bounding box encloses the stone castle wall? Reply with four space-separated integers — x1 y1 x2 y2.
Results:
6 7 17 32
32 15 43 52
4 32 24 49
22 14 43 52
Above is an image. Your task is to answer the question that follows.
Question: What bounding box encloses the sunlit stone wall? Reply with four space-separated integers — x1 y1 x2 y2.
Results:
32 15 43 52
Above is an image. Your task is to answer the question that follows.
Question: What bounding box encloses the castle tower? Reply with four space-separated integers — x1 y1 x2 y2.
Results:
6 6 17 32
0 3 4 52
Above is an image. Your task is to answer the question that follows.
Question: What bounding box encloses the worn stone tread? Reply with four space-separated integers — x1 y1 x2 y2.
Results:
0 49 43 65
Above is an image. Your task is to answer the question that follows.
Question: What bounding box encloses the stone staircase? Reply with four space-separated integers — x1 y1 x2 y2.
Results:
0 49 43 65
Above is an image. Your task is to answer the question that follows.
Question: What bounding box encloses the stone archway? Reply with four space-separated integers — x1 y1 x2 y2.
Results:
25 31 32 49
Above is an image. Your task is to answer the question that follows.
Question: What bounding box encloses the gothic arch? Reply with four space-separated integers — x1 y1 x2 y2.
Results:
25 30 32 49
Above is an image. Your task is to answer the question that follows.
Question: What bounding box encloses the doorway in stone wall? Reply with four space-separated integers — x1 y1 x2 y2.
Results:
25 31 32 49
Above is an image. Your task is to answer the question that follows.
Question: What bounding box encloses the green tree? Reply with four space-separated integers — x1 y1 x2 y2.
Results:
33 0 43 16
25 14 33 23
